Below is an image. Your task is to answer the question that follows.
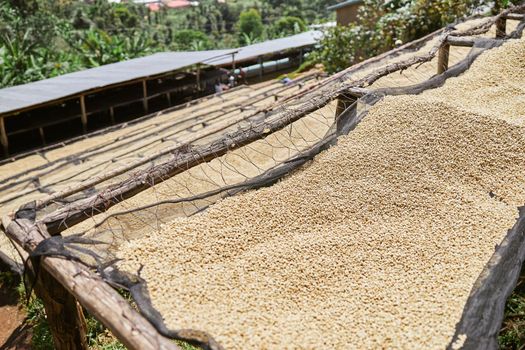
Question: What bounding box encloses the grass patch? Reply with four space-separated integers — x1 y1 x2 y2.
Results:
499 272 525 349
15 281 197 350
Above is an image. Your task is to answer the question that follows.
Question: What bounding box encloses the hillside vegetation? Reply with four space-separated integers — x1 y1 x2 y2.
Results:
0 0 518 87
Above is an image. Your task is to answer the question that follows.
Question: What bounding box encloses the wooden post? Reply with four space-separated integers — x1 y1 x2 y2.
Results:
0 117 8 157
166 92 172 107
39 127 46 146
142 80 149 114
196 65 201 91
231 53 236 70
437 43 450 74
31 257 89 350
80 95 88 134
299 49 304 65
496 17 506 38
258 57 264 82
3 218 182 350
109 107 115 125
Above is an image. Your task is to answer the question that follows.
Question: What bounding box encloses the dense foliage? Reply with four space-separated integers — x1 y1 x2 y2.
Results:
0 0 334 88
313 0 519 74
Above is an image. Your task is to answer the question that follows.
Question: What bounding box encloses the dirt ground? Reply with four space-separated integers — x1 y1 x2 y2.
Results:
0 277 30 350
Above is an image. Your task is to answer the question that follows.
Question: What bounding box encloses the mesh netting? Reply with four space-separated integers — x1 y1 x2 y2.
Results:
2 7 525 350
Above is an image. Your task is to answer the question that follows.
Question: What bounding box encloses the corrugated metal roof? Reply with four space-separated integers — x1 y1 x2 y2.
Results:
327 0 364 11
210 30 322 66
0 49 235 115
0 31 322 116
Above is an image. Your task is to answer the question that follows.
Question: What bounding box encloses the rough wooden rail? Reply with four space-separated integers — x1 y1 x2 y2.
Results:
2 216 180 350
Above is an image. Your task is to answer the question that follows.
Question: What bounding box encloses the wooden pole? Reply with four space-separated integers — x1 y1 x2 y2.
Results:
166 92 172 107
39 127 46 146
231 53 236 70
80 95 88 134
31 258 89 350
258 57 263 82
196 65 201 92
109 107 115 125
0 117 8 157
3 218 181 350
142 80 149 114
496 17 506 38
437 43 450 74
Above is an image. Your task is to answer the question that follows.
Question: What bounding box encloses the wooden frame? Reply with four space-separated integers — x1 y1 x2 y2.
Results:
1 7 524 350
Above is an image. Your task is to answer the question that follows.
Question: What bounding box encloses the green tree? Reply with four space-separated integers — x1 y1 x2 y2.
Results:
171 29 212 51
313 0 499 74
237 9 264 45
270 16 307 38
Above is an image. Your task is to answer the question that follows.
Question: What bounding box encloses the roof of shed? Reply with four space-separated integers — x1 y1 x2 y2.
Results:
210 30 322 66
327 0 364 11
0 50 235 116
0 30 322 117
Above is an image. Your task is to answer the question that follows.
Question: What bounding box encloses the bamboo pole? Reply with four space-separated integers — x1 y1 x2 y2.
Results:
3 217 180 350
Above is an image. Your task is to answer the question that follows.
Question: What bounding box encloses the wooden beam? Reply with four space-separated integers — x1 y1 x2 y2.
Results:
3 218 181 350
503 13 524 21
80 95 88 134
446 36 476 47
142 80 149 113
166 92 172 107
39 128 46 146
437 43 450 74
0 117 8 157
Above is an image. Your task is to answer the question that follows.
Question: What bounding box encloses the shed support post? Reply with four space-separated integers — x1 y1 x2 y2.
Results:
299 49 303 65
31 258 89 350
231 53 236 70
258 57 263 82
80 95 88 134
437 43 450 75
142 80 149 114
109 107 115 125
39 127 46 146
196 65 201 91
0 117 8 157
166 92 172 107
496 17 506 38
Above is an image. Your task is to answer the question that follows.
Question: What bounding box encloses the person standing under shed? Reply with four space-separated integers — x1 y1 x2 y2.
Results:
228 73 236 88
